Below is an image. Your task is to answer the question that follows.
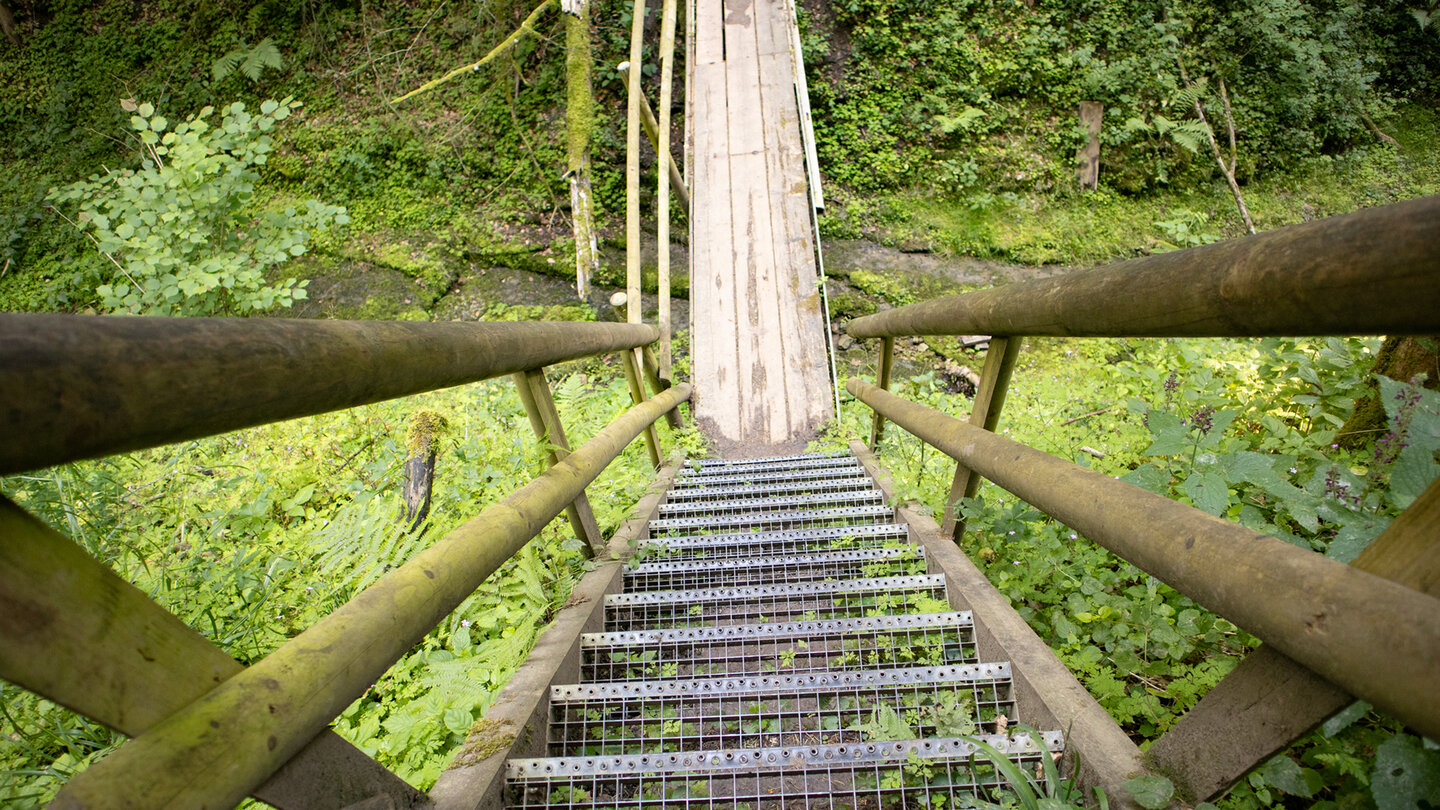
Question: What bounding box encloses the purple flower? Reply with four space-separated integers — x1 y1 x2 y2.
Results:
1188 405 1215 436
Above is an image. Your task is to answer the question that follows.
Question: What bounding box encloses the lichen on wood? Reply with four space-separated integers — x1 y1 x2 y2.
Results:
446 718 518 770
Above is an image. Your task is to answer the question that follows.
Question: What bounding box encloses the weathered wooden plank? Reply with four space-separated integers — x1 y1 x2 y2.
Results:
1146 477 1440 803
514 368 605 557
757 34 830 429
0 498 423 810
758 49 814 436
725 0 783 442
690 55 741 439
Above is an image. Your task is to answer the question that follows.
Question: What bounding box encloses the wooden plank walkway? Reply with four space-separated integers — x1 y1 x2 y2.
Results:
687 0 833 449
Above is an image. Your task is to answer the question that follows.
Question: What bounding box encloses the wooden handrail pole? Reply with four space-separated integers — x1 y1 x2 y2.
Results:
51 384 692 810
941 336 1021 540
868 336 895 448
623 0 647 327
0 315 659 476
1146 477 1440 803
846 195 1440 340
846 378 1440 741
618 62 692 215
623 348 663 468
513 368 605 557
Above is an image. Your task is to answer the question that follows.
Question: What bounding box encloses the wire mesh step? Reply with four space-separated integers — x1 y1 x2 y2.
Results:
648 505 894 538
638 524 912 563
546 663 1015 756
624 547 927 592
686 451 851 470
507 733 1064 809
657 489 886 519
606 575 949 629
662 475 878 504
668 463 867 490
678 455 862 480
580 612 976 682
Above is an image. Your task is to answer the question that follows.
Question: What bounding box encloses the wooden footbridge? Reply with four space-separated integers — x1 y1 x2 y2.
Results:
2 0 1439 807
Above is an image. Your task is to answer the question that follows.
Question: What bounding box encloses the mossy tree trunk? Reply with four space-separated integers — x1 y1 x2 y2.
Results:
0 2 19 48
565 0 599 299
1338 336 1440 449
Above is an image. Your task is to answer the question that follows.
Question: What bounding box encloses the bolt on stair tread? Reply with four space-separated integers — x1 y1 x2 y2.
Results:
662 476 878 503
605 575 949 630
657 489 886 518
638 524 910 561
669 464 868 489
647 505 894 535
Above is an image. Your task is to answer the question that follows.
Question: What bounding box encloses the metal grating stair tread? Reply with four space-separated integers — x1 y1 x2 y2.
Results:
668 464 867 489
623 547 926 591
604 574 949 629
656 489 886 517
647 505 894 536
661 475 877 503
507 734 1065 809
502 448 1065 808
638 523 912 562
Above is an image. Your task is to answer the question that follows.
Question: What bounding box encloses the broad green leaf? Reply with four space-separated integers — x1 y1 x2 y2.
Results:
1372 734 1440 810
1122 774 1174 809
1259 755 1321 797
137 102 154 117
1182 472 1229 516
1321 700 1371 737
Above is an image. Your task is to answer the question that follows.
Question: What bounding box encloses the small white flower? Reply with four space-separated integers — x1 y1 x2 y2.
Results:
461 619 471 628
1012 560 1021 565
1008 531 1015 535
1069 533 1078 540
1289 467 1298 474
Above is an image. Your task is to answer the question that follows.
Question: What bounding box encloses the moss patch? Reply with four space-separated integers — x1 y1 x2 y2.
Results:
446 718 518 770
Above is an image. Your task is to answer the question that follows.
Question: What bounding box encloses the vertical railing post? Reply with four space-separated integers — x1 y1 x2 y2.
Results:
624 0 648 328
642 344 686 429
939 336 1021 540
513 368 606 557
657 0 679 386
623 349 663 468
868 336 895 448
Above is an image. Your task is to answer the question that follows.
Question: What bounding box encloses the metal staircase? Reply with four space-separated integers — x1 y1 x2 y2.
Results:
504 450 1064 808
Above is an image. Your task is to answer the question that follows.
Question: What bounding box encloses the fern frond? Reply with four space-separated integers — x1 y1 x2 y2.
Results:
212 49 245 82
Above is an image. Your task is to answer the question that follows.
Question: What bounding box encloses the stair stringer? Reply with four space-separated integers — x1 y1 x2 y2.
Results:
848 439 1151 808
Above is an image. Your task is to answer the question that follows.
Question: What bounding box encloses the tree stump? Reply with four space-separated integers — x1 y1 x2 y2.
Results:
1338 336 1440 449
403 410 449 532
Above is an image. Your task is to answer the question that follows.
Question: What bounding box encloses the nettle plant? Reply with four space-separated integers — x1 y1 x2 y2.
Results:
48 97 348 315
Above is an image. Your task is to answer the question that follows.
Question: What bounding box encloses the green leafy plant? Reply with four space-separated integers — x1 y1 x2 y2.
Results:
47 98 348 315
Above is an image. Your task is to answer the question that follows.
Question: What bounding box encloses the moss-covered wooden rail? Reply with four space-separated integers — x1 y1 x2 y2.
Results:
0 314 691 810
845 194 1440 805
